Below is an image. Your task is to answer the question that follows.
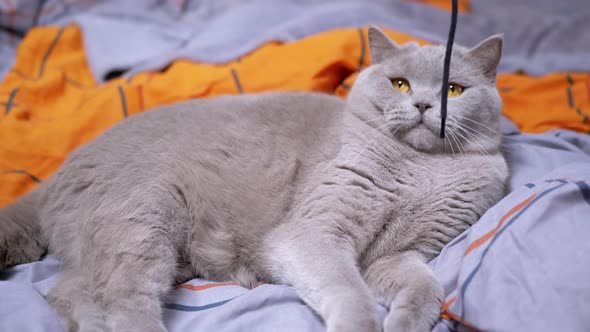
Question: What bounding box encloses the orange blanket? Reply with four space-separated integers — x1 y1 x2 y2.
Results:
1 25 589 207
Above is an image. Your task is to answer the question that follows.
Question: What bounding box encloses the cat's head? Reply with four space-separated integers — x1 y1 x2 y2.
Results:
348 27 503 154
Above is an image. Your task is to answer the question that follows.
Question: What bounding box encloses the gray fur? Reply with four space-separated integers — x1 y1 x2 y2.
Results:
0 27 508 332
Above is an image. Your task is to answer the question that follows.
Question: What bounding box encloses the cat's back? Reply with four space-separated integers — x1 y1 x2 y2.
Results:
51 91 345 178
41 91 346 237
78 91 344 157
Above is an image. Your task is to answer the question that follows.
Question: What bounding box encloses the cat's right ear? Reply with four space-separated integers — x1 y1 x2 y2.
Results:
368 26 401 64
468 34 503 79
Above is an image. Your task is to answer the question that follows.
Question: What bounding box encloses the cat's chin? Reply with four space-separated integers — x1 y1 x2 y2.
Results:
400 124 441 152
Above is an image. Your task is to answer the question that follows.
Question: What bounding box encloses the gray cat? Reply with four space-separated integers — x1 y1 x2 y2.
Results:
0 27 508 332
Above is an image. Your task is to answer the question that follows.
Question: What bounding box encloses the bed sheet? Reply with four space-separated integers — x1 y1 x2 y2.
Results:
2 0 590 331
2 127 589 332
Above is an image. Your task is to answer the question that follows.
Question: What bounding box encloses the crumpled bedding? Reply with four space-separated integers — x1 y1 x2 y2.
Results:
2 127 590 332
434 171 590 331
1 0 590 331
2 0 590 82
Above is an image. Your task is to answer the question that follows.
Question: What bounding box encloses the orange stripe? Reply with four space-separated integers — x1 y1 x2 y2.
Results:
441 308 482 332
441 295 482 332
176 282 237 292
463 190 540 256
442 295 457 312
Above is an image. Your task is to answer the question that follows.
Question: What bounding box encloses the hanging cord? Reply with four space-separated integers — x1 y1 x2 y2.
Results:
439 0 458 138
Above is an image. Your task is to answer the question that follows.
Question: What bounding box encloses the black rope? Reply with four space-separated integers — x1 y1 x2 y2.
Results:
440 0 458 138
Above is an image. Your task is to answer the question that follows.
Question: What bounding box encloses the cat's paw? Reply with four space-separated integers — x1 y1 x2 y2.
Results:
384 307 433 332
326 314 381 332
383 284 442 332
383 290 442 332
324 296 381 332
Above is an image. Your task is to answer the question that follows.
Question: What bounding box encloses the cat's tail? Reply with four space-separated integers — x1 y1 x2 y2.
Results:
0 188 46 269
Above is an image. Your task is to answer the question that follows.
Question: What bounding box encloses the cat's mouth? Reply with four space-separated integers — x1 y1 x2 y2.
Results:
389 114 438 139
408 118 438 136
411 117 429 129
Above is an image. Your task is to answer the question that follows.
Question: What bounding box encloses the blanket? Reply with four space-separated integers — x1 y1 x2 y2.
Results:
2 0 590 82
1 25 590 207
3 130 590 332
2 1 590 331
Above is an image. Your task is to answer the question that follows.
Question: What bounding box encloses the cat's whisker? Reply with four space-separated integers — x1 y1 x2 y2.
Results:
452 119 510 147
453 115 500 133
462 126 510 149
458 131 488 156
447 118 480 152
453 124 493 158
444 125 456 159
445 131 456 158
458 124 494 157
447 129 465 158
362 117 389 125
457 134 469 158
454 115 519 142
351 123 392 164
451 119 478 158
458 128 512 154
445 127 459 155
391 124 404 137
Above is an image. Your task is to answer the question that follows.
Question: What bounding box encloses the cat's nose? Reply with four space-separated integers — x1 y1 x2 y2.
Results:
413 102 433 114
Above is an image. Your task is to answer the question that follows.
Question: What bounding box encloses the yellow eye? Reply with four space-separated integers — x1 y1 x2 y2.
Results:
448 83 464 97
391 78 410 93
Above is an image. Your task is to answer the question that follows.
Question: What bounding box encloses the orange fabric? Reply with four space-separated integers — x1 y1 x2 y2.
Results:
498 73 590 134
0 26 423 206
1 25 589 207
406 0 471 13
440 308 482 332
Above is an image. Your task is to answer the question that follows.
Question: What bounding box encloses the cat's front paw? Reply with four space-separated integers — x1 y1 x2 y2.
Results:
384 307 434 332
326 313 381 332
324 294 381 332
383 293 441 332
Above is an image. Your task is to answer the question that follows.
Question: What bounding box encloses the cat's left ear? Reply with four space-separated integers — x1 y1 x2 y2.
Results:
368 26 402 64
468 34 503 79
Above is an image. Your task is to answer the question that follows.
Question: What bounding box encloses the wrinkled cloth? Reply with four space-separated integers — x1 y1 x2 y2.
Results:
2 129 590 332
2 0 590 82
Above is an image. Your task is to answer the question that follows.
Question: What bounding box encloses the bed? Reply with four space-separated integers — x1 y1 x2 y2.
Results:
1 1 589 331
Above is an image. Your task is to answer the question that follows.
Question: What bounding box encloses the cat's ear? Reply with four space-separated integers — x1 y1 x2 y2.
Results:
368 26 401 64
468 34 503 78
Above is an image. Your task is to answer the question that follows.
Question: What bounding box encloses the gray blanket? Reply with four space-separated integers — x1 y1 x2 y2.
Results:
2 1 590 331
1 0 590 82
